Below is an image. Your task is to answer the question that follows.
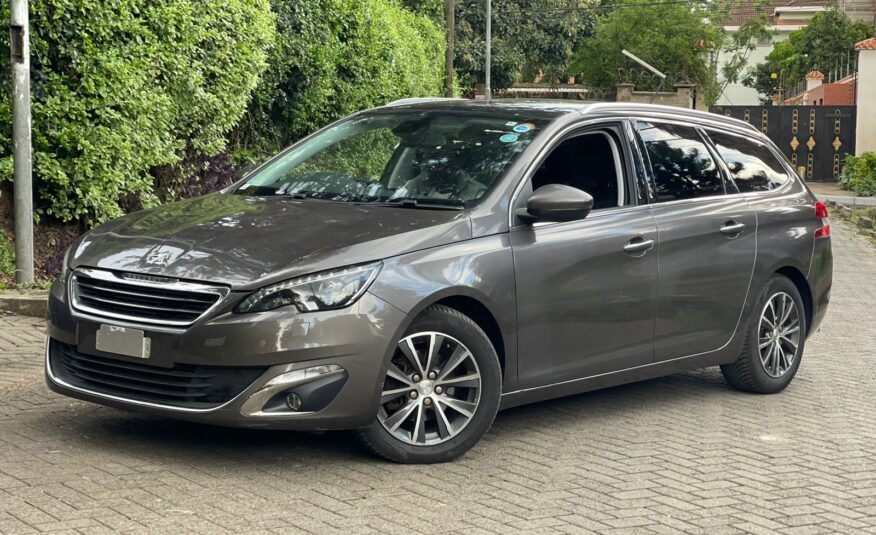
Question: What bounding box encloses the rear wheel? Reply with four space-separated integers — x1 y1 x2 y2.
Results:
721 274 806 394
358 305 501 463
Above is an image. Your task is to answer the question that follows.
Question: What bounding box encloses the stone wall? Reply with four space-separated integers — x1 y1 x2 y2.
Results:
616 83 698 109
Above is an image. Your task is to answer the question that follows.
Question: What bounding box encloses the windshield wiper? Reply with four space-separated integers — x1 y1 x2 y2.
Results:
364 199 464 211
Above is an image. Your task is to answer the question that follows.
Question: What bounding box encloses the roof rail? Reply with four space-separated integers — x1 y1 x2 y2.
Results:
382 97 463 107
579 102 761 134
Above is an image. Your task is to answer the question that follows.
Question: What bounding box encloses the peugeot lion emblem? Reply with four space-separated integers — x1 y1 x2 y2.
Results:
143 246 179 267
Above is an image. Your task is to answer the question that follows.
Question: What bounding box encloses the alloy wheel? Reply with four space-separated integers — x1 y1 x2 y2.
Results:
378 331 482 446
758 292 801 378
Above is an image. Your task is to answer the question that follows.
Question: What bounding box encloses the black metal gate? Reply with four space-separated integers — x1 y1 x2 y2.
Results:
711 106 856 181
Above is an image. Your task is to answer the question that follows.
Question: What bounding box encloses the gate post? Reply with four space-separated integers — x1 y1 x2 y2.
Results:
855 38 876 155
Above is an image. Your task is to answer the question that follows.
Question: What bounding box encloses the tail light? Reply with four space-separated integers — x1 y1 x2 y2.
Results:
814 202 830 239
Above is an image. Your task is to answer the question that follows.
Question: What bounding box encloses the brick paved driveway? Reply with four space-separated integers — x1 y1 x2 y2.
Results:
1 223 875 534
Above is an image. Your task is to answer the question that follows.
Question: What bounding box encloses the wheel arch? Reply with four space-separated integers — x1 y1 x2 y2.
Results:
432 295 506 379
405 288 508 381
775 265 813 337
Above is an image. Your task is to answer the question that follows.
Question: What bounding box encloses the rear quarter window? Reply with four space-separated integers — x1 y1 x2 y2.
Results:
707 131 790 193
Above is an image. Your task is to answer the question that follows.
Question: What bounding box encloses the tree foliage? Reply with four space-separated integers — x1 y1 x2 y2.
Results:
573 0 723 101
400 0 445 21
0 0 275 224
744 8 873 102
454 0 596 92
239 0 445 150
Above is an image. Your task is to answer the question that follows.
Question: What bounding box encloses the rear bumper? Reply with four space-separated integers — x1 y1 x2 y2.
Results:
808 237 832 335
45 275 410 430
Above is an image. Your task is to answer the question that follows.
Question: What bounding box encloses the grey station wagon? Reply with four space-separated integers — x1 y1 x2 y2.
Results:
46 100 832 463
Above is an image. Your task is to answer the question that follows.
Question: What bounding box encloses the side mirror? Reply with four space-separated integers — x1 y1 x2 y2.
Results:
517 184 594 223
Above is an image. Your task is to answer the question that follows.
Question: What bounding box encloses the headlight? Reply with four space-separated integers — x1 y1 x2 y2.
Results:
235 262 381 314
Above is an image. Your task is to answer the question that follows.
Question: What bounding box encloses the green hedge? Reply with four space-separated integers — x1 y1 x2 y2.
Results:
840 152 876 197
241 0 445 149
0 0 444 226
0 0 275 224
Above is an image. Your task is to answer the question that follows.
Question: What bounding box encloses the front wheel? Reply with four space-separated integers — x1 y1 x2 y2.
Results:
722 274 807 394
357 305 502 463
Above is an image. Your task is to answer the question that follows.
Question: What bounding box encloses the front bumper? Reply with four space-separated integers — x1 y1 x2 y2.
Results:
45 275 410 430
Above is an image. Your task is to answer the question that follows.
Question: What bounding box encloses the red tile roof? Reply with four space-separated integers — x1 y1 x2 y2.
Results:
856 37 876 50
805 70 825 80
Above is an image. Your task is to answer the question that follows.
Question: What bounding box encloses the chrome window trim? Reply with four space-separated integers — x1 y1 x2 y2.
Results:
69 267 230 329
509 113 782 223
507 118 634 228
630 115 796 205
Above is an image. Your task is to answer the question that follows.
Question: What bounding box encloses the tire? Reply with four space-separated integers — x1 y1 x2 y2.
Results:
357 305 502 463
721 274 807 394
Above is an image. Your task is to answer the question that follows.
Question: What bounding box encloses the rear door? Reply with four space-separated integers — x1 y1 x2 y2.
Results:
635 120 757 361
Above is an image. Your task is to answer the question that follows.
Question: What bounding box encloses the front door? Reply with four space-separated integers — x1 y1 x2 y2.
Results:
635 120 757 361
511 125 658 389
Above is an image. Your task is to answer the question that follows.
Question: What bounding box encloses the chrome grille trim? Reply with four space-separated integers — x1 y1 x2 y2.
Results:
70 268 229 327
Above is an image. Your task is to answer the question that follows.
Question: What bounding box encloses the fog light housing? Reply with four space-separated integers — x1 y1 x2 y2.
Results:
285 392 302 411
239 364 348 417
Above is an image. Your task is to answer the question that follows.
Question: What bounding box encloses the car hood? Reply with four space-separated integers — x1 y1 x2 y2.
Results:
71 193 472 289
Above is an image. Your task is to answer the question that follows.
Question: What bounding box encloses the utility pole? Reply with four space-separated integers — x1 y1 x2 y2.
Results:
10 0 33 284
485 0 491 101
445 0 455 97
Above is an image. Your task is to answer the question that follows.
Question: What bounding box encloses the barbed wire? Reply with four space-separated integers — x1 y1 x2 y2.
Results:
616 67 689 92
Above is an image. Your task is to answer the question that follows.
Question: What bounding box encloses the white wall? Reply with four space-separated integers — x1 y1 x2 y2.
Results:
856 49 876 155
715 30 791 106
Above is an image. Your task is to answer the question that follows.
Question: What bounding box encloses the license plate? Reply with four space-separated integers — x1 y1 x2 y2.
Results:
95 325 151 359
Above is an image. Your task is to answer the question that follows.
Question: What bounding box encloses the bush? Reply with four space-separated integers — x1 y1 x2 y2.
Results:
0 0 275 225
239 0 445 150
839 152 876 197
0 228 13 289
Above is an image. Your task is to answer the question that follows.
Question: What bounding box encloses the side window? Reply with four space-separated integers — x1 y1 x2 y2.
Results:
637 122 724 202
707 131 790 192
530 131 626 210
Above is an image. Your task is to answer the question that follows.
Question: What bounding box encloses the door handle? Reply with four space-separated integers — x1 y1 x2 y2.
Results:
623 237 655 256
720 221 746 236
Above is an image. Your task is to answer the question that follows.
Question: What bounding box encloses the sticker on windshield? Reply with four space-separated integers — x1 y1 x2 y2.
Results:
499 133 519 143
505 121 518 127
513 122 535 133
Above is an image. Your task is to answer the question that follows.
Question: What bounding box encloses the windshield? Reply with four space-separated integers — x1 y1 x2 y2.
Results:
234 111 549 206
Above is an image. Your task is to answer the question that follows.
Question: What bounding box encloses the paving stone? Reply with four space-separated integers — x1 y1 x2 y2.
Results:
0 221 874 533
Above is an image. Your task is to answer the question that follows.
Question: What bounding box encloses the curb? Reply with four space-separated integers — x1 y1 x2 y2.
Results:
814 193 876 207
0 291 48 318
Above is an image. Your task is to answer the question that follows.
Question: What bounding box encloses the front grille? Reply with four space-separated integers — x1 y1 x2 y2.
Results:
49 340 267 409
71 268 225 327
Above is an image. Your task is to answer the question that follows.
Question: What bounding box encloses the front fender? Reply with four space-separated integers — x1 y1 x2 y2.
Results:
368 234 518 390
